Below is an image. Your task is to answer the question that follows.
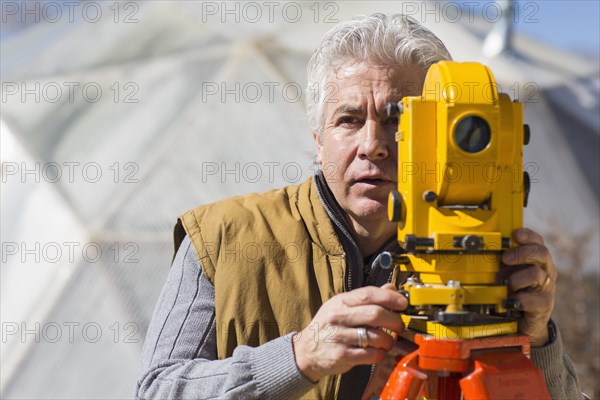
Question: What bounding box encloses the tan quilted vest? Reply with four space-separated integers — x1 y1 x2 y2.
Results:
175 177 348 399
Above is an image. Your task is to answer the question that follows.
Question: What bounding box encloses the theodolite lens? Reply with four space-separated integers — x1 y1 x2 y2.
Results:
454 116 491 153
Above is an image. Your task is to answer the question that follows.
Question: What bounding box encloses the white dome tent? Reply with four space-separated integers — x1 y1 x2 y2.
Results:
1 1 598 398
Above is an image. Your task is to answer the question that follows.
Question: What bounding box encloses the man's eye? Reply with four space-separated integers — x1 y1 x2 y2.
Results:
338 116 361 126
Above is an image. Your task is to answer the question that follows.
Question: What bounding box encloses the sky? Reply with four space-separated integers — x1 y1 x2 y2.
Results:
1 1 598 58
517 0 599 58
461 0 600 58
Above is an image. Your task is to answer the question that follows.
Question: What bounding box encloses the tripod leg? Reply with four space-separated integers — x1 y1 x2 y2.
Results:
380 351 428 400
460 348 551 400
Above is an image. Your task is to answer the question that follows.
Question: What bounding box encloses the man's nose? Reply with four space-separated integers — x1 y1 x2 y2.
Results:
357 120 390 160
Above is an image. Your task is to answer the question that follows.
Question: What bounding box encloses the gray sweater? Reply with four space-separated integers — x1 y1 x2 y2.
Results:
136 175 582 399
136 235 315 399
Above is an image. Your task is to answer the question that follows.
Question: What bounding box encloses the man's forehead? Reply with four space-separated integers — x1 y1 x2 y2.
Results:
329 65 388 88
326 63 424 97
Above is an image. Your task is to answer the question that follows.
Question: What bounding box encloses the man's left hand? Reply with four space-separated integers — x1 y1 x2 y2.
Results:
500 227 557 347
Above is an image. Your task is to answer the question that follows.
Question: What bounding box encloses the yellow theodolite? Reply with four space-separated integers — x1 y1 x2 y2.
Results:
378 61 549 400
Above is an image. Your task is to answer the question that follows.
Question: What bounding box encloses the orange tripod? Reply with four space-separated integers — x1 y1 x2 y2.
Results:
380 332 551 400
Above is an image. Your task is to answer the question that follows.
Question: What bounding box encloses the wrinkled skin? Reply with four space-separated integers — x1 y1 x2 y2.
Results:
315 62 424 256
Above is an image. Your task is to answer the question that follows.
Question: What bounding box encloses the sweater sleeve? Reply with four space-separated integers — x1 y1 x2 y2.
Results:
530 320 584 400
135 236 315 399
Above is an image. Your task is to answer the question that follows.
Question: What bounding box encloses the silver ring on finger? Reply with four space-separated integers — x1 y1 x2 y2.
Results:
357 327 369 348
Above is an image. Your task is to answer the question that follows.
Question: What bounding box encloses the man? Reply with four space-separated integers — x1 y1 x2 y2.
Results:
136 14 582 399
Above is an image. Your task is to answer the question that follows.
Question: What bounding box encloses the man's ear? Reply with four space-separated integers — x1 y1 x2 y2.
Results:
313 131 323 164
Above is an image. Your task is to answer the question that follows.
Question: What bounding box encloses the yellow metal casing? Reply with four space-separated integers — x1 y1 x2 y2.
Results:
392 61 526 311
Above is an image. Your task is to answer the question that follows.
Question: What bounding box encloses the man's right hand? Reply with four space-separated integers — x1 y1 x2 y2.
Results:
292 283 407 383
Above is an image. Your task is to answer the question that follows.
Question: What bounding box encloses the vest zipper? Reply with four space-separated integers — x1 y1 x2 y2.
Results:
315 172 401 397
346 264 353 291
314 172 362 291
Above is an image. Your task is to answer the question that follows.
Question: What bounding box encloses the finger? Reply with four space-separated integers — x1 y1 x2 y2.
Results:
496 263 530 284
343 347 388 366
508 265 554 292
342 286 407 311
513 228 544 246
355 327 396 350
512 290 554 316
327 327 397 350
502 244 551 266
334 304 404 333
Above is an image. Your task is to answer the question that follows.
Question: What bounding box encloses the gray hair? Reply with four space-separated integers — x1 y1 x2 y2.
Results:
306 14 452 138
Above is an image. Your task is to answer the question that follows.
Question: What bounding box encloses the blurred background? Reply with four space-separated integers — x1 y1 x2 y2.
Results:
1 1 598 398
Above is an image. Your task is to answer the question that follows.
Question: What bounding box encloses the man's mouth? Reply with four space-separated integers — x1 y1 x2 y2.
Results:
353 178 395 186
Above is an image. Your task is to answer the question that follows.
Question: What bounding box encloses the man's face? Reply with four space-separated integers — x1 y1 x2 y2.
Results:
315 62 425 225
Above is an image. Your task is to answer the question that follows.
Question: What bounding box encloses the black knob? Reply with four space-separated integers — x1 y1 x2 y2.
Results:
423 190 437 202
379 252 393 270
461 235 483 251
524 124 530 145
388 190 406 227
